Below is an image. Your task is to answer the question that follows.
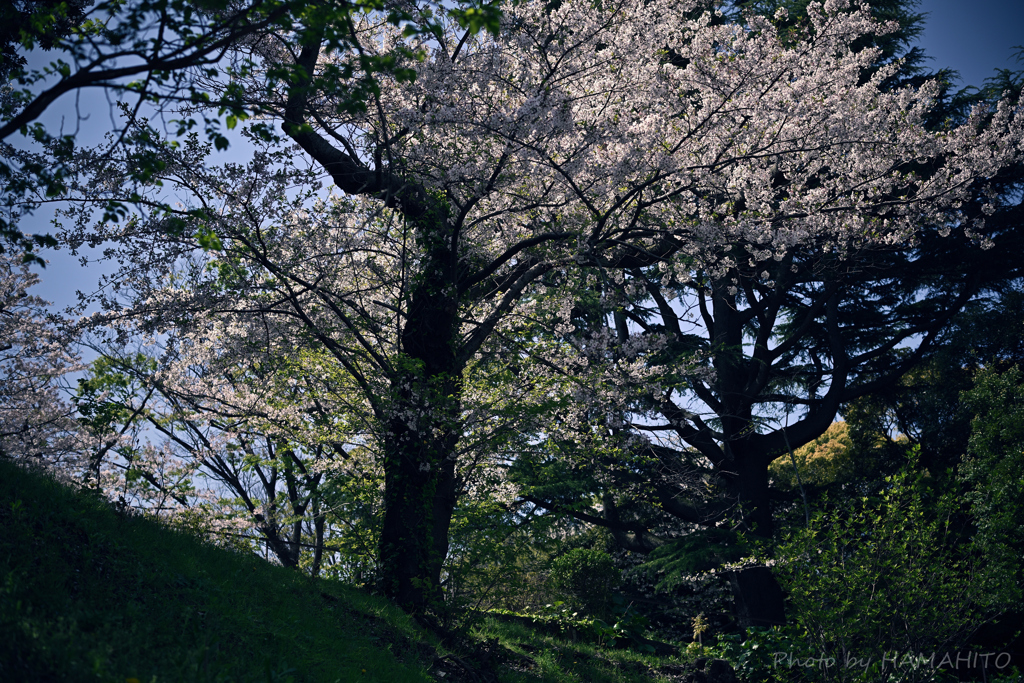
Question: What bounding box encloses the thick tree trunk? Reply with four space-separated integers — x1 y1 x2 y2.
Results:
726 444 786 627
379 386 460 613
727 567 786 628
731 447 774 537
711 275 787 625
709 278 783 537
378 230 463 615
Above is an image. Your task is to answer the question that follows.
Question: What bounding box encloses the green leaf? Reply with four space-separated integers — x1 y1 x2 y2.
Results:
196 226 223 251
449 3 502 36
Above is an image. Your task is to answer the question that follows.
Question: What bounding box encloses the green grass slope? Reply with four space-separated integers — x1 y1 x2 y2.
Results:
0 460 438 683
0 460 704 683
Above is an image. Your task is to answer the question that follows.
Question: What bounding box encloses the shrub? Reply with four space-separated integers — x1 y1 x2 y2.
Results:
767 469 1017 682
549 548 619 618
960 366 1024 579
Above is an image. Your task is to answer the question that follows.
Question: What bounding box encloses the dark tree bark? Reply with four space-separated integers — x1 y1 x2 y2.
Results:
727 567 786 628
378 230 464 611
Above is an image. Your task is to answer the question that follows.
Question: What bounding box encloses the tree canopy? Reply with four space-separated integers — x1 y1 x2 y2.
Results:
3 0 1023 639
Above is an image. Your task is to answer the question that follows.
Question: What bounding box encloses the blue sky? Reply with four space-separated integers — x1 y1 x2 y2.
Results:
25 0 1024 309
917 0 1024 89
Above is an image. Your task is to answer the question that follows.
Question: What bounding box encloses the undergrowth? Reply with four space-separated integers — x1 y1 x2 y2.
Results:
471 615 687 683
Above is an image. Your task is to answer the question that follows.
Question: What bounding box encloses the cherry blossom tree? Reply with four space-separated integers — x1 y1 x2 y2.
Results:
510 4 1024 551
59 0 1024 615
67 322 373 573
0 251 86 469
69 252 543 586
0 0 500 261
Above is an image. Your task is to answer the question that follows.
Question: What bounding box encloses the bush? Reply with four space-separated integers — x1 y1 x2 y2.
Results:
960 366 1024 576
549 547 619 618
766 469 1017 682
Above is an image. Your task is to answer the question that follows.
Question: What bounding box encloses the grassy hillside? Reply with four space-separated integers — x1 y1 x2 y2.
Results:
0 460 700 683
0 459 439 683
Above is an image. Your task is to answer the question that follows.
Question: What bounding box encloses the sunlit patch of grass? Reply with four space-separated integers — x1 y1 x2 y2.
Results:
471 615 683 683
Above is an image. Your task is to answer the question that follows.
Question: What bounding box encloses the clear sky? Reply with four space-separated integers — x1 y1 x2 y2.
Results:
917 0 1024 89
24 0 1024 310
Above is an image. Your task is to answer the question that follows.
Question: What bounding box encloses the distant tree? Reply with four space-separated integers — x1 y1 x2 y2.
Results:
0 251 85 466
768 421 860 491
72 346 345 572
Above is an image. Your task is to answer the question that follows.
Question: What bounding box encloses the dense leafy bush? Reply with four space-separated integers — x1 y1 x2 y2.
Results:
549 548 620 618
766 469 1017 682
960 366 1024 576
